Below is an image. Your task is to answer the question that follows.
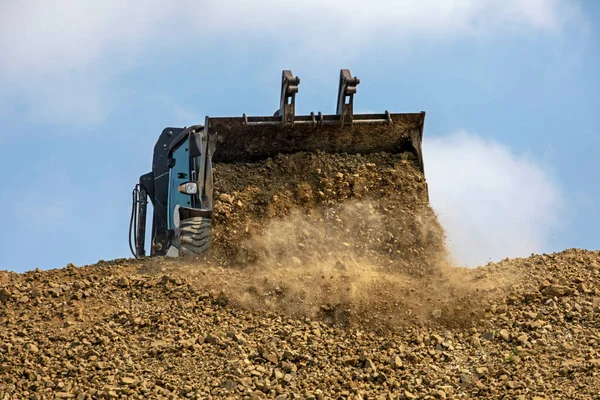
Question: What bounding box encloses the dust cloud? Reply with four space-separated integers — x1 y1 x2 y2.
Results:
424 131 563 267
167 151 516 330
220 204 513 330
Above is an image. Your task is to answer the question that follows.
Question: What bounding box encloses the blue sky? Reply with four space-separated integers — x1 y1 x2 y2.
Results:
0 0 598 272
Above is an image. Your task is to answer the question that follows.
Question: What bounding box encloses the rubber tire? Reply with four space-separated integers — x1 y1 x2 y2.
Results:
178 217 212 256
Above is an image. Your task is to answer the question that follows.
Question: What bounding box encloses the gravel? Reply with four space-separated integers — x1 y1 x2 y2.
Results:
1 150 599 399
3 250 600 399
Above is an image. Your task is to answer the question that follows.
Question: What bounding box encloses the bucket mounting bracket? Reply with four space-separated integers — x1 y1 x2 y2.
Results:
336 69 360 127
274 70 300 126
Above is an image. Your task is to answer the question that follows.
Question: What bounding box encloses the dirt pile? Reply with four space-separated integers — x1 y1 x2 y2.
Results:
211 151 445 276
1 249 600 399
2 150 597 398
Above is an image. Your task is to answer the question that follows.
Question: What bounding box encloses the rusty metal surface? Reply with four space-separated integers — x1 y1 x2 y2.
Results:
208 112 426 173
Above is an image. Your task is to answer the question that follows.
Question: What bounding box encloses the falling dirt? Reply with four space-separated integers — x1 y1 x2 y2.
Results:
176 202 515 332
211 151 444 274
181 150 514 331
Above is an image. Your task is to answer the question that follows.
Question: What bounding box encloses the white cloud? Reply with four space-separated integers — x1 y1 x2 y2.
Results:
0 1 163 74
196 0 578 37
423 131 563 267
0 0 582 124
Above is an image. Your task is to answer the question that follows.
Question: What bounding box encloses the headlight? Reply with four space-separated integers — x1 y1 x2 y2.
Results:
178 181 198 195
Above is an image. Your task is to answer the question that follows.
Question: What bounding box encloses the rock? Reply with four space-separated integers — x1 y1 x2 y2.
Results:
252 390 267 399
460 374 472 386
541 285 573 297
262 351 279 365
441 340 453 350
390 356 403 369
150 340 168 348
364 358 377 372
219 193 234 204
404 391 417 399
26 343 39 353
258 347 279 366
588 262 600 271
222 379 237 391
55 393 75 399
506 381 518 389
499 330 510 342
120 377 136 385
239 377 253 387
205 333 221 346
281 361 297 373
0 288 11 302
561 359 578 369
178 337 197 348
432 334 444 344
227 328 246 344
343 357 359 367
116 277 129 287
274 369 284 380
589 359 600 367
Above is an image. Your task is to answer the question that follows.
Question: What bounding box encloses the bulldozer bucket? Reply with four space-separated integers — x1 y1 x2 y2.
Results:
206 69 426 174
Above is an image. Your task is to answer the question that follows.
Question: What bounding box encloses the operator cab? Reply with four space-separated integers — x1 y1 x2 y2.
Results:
132 124 213 257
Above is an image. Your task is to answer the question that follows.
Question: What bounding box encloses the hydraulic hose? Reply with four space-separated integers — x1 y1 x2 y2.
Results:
129 184 140 258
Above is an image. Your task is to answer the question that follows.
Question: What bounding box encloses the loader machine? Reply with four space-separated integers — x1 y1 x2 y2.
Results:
129 69 427 258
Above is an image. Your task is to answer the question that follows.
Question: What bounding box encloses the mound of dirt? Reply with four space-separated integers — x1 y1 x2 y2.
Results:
1 249 600 399
3 150 597 398
211 151 445 276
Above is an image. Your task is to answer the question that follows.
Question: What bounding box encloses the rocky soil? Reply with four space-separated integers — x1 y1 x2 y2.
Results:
2 151 599 399
1 249 600 399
